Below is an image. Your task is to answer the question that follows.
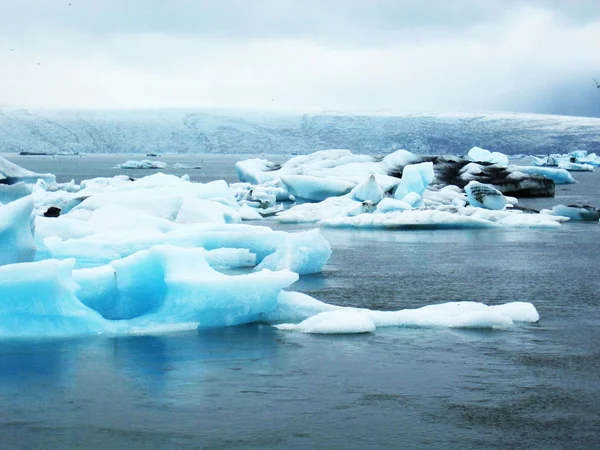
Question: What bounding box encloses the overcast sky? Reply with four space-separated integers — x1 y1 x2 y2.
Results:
1 0 600 116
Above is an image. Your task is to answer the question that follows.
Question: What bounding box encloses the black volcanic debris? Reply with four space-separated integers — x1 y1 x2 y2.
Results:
387 155 556 197
43 207 61 217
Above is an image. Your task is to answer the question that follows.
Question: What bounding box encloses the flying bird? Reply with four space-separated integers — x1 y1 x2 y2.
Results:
593 78 600 88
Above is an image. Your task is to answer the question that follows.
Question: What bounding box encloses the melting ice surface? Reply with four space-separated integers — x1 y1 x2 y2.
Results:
0 150 561 338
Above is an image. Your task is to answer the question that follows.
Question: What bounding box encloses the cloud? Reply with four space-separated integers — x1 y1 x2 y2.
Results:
1 1 599 115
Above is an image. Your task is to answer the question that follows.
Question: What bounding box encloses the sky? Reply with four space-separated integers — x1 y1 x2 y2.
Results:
1 0 600 117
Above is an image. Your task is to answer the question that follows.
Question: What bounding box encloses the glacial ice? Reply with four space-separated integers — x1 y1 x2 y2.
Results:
0 151 558 338
465 181 507 210
116 160 168 169
393 162 434 201
467 147 509 167
542 205 600 221
517 166 576 184
0 196 37 266
0 156 56 186
0 259 107 337
557 161 594 172
271 295 540 334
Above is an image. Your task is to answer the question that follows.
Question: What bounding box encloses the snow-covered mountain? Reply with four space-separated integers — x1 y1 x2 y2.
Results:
0 108 599 156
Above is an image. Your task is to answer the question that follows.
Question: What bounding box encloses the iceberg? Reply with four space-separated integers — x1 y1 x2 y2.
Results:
393 162 434 201
0 259 107 338
558 161 594 172
319 207 565 229
0 156 56 186
465 181 507 210
271 295 539 334
542 204 600 221
517 166 576 184
467 147 509 167
281 175 355 202
116 160 168 169
0 196 38 266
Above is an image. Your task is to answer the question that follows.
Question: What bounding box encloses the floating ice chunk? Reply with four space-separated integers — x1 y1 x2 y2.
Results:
465 181 507 210
558 161 594 172
235 159 281 184
272 298 539 333
351 174 384 203
320 207 563 229
517 166 576 184
393 162 434 200
173 163 202 170
0 196 37 266
254 229 332 275
275 310 376 334
467 147 509 167
116 160 168 169
281 175 355 202
542 204 600 221
0 259 107 338
0 156 56 186
80 175 133 190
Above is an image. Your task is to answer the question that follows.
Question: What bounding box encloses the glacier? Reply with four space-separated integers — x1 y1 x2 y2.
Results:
1 108 600 156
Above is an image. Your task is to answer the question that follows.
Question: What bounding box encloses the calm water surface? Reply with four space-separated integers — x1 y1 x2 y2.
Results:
1 154 599 449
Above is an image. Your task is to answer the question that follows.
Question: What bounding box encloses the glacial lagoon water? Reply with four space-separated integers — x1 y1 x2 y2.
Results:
1 154 600 449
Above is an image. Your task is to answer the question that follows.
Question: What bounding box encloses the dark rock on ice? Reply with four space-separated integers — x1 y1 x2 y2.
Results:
43 206 61 218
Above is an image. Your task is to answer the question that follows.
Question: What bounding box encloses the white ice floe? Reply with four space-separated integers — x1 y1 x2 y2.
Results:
558 161 594 172
271 295 539 334
173 163 202 170
542 204 600 222
467 147 509 167
116 160 168 169
319 207 565 229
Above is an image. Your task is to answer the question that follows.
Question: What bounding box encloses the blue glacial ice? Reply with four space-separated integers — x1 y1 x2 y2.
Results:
116 160 169 169
464 181 507 211
0 151 558 338
542 205 600 222
0 196 37 266
467 146 509 167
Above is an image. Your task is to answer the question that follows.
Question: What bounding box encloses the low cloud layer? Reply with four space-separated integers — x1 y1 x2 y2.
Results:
1 0 599 116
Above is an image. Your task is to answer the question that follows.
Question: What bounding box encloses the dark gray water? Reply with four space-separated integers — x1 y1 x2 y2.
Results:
1 155 599 449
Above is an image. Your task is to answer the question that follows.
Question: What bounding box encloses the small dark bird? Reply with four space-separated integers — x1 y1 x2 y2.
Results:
10 48 14 51
593 78 600 88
